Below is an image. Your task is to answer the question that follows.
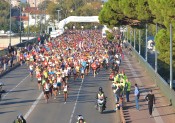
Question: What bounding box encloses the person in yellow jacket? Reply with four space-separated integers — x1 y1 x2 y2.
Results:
125 79 131 102
114 73 120 83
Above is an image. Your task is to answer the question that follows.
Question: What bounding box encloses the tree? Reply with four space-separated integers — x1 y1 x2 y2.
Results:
99 0 175 79
0 1 10 31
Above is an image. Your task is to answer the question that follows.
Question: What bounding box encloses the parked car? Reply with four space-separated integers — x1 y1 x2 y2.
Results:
6 31 15 36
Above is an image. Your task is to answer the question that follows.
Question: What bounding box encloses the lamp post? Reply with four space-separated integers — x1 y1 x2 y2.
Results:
9 0 12 45
170 23 173 90
134 29 136 49
155 23 158 73
145 24 148 61
139 30 141 54
19 0 22 43
28 1 30 41
45 0 47 33
57 10 61 23
34 0 36 36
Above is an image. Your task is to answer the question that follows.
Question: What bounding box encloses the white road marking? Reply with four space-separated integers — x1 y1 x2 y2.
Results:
69 79 84 123
2 74 29 99
125 55 164 123
24 92 43 119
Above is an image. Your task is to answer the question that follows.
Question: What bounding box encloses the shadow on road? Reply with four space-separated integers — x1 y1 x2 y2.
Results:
102 109 116 114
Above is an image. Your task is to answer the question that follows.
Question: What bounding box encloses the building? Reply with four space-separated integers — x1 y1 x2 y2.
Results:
27 0 58 7
22 7 50 28
5 0 19 7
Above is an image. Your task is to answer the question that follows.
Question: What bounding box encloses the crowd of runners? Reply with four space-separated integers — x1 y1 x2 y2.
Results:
11 27 144 123
19 29 115 104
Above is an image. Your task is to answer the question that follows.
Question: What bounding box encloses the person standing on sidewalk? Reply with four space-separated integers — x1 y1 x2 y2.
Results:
125 79 131 102
145 90 155 118
134 83 140 110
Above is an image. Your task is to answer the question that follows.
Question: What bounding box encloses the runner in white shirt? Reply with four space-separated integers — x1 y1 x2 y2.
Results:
62 82 69 104
52 79 58 99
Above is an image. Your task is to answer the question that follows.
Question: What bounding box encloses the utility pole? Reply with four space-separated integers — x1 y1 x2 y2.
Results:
45 0 47 33
19 0 21 43
28 0 30 41
155 23 158 73
35 0 37 36
9 0 12 45
170 23 173 90
145 24 148 61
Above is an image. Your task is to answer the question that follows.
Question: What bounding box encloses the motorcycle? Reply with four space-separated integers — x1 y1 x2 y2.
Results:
97 97 107 113
77 115 85 123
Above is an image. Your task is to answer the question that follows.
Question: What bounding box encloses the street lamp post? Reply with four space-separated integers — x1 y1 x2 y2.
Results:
28 4 30 41
57 10 61 23
19 0 21 43
9 0 12 45
134 29 136 49
145 24 148 61
139 30 141 54
34 0 36 36
170 23 173 90
155 23 158 73
45 0 47 33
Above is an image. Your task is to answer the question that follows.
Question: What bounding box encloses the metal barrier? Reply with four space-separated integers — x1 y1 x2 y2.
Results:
131 45 175 107
0 38 37 57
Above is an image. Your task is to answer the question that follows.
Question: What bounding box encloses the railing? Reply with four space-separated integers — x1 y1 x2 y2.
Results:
0 38 38 75
130 44 175 107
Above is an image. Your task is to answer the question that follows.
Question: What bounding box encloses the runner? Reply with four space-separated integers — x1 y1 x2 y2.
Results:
52 79 58 99
43 81 50 103
62 82 69 104
29 63 34 81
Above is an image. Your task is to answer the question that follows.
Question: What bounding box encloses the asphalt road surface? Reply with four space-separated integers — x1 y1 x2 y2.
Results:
0 64 121 123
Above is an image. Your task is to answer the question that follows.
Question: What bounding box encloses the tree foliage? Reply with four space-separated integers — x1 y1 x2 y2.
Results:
99 0 175 79
0 1 10 31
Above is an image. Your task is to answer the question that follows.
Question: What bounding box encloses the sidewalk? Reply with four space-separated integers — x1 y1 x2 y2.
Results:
121 50 175 123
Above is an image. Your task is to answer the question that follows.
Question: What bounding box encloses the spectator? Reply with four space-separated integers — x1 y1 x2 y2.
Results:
3 57 7 71
145 90 155 118
134 83 140 110
8 44 14 54
125 79 131 102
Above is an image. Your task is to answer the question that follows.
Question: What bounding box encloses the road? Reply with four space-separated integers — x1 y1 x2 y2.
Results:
0 64 120 123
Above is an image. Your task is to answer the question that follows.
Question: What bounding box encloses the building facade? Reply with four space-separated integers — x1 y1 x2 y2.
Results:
27 0 58 7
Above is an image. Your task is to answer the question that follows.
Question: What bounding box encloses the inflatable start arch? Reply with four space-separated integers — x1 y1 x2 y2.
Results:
50 16 99 38
58 16 99 29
